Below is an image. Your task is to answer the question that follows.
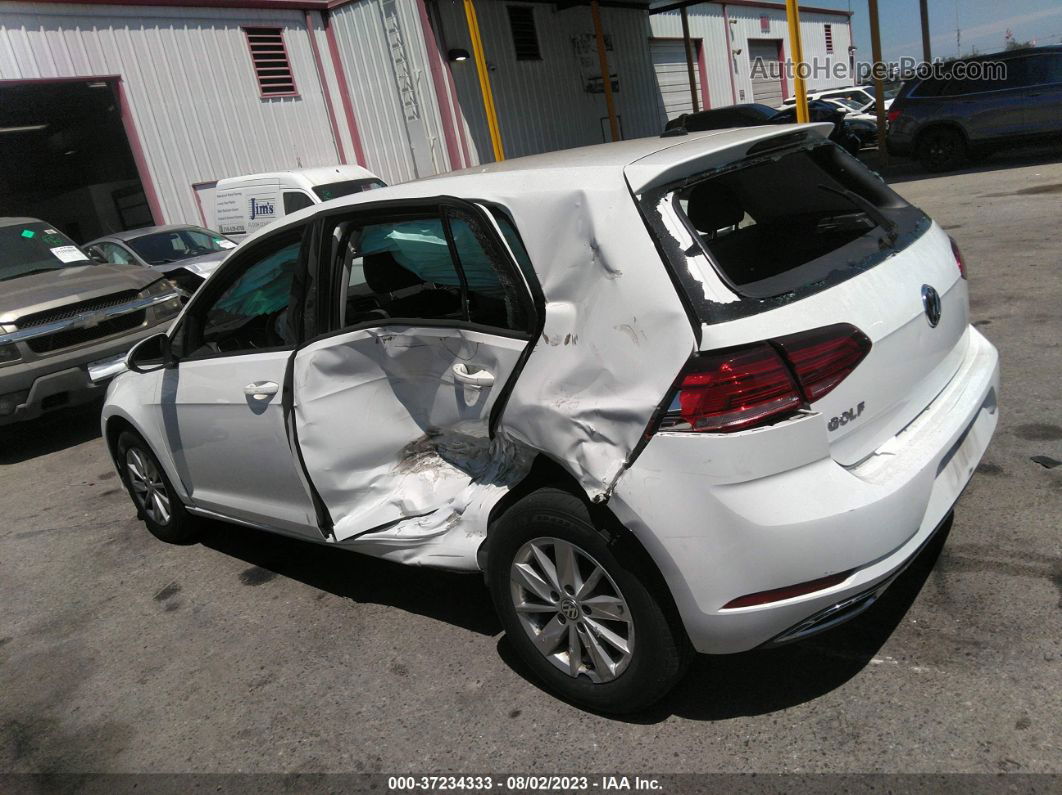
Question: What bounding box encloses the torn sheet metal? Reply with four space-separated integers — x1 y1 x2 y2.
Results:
335 432 534 570
478 180 698 500
293 326 531 566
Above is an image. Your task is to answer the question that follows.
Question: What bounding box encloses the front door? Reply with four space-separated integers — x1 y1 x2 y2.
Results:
161 225 318 536
292 201 539 543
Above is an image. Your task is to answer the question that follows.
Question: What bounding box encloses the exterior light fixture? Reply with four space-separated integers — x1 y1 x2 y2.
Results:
448 48 470 62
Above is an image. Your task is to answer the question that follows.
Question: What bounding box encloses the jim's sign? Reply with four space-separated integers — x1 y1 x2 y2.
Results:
250 197 276 220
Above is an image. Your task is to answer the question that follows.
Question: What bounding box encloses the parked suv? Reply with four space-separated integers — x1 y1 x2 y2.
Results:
103 127 998 712
0 218 181 424
888 46 1062 171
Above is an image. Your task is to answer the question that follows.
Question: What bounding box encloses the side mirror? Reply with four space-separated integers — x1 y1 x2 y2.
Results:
125 333 173 374
88 250 108 264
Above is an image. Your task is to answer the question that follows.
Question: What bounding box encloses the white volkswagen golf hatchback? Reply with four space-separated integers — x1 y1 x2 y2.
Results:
104 124 999 712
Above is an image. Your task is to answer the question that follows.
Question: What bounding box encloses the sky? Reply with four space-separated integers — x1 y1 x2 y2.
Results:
807 0 1062 61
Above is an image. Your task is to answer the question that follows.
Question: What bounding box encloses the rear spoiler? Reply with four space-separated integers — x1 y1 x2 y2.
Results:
625 123 834 195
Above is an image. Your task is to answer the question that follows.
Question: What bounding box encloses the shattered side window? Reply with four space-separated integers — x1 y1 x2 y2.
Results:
487 207 536 284
446 208 531 332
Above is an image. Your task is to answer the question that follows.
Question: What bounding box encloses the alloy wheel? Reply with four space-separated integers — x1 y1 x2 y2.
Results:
509 537 634 683
125 446 172 526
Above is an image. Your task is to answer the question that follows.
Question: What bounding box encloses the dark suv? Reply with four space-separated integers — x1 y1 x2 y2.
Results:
888 46 1062 171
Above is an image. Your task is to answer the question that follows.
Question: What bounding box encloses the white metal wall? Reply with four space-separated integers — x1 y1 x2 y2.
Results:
328 0 454 185
434 1 665 162
650 4 852 110
0 2 344 226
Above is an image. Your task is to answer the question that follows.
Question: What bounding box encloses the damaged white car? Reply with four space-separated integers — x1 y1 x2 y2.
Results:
103 123 999 712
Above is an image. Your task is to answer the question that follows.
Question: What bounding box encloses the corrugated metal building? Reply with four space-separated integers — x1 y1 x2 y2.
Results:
649 1 853 117
0 0 851 239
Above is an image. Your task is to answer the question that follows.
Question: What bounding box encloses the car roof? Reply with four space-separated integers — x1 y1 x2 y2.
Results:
0 217 50 229
216 164 378 189
250 124 832 246
957 44 1061 61
86 224 212 245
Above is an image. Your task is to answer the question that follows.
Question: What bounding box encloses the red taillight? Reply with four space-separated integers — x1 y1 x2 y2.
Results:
887 108 901 125
950 236 967 279
662 324 872 434
674 344 803 433
774 324 872 402
722 570 853 609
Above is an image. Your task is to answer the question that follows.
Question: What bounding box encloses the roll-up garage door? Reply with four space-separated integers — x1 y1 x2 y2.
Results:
652 39 702 122
748 40 785 108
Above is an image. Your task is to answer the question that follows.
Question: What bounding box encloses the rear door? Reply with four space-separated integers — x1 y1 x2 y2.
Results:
292 200 539 542
1023 52 1062 135
944 62 1028 142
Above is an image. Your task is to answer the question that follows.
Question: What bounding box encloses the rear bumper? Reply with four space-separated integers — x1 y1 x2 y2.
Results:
610 327 999 654
761 509 953 647
0 321 170 426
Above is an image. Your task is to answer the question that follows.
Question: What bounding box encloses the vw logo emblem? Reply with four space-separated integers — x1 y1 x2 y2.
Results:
922 284 942 328
560 598 581 621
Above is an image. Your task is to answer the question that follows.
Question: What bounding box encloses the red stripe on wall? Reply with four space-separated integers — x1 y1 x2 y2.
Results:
414 0 463 171
322 10 368 168
115 79 166 225
304 9 347 164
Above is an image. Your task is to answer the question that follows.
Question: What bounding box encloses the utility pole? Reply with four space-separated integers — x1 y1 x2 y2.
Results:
681 6 699 113
784 0 808 123
956 0 962 58
462 0 504 161
590 0 621 142
868 0 888 164
920 0 932 62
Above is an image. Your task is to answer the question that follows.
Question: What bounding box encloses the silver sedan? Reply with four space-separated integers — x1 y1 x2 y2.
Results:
85 224 236 296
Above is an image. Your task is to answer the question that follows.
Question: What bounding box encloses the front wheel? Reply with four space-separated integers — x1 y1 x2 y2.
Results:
487 488 690 713
116 430 198 544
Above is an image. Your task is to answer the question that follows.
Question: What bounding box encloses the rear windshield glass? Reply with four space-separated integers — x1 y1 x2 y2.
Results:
644 141 927 318
312 179 386 202
0 222 90 281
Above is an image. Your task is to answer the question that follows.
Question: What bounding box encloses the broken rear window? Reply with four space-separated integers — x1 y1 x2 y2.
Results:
645 141 929 318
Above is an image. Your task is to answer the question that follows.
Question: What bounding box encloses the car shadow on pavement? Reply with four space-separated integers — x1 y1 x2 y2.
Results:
0 400 103 465
198 519 502 637
499 518 954 723
880 143 1062 186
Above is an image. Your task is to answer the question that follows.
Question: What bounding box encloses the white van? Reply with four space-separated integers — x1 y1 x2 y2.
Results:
214 165 384 240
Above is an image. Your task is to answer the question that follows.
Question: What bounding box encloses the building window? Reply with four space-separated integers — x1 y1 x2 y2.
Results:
760 15 770 34
507 6 541 61
244 27 298 96
824 24 834 54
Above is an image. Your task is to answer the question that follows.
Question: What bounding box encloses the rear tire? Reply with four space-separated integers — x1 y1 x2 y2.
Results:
918 127 967 172
116 430 198 544
487 487 690 713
